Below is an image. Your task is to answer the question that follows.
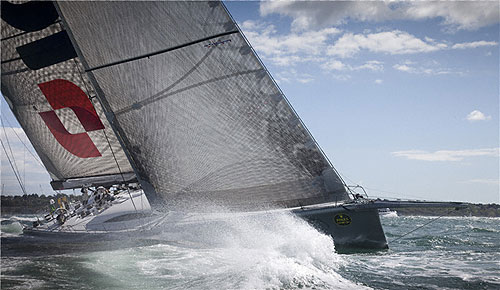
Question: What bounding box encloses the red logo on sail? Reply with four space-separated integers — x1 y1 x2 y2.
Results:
38 79 104 158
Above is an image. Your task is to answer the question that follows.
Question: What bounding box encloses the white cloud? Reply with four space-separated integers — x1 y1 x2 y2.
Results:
260 1 499 31
297 77 314 84
321 60 347 71
330 74 351 82
260 1 397 31
240 20 262 31
241 17 495 79
327 30 497 58
404 2 500 31
374 79 383 84
241 20 339 66
240 12 495 85
274 75 290 85
392 148 500 161
392 61 459 75
327 31 447 58
275 69 314 84
322 60 384 72
355 60 384 72
393 64 412 72
267 55 301 67
466 110 491 122
452 41 498 49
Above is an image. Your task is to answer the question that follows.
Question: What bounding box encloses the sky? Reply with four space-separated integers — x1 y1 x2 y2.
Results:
1 1 499 204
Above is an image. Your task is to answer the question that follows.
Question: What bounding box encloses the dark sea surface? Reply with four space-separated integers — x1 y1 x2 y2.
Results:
1 213 499 289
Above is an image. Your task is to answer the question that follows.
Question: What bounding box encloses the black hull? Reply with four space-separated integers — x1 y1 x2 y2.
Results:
296 205 388 251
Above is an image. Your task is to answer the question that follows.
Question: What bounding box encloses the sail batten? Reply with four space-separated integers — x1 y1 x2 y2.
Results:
56 1 350 208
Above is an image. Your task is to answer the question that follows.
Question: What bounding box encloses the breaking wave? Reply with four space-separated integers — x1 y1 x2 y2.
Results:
81 210 367 289
0 215 36 236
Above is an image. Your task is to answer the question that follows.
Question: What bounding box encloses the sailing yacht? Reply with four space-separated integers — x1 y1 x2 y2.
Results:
1 1 462 250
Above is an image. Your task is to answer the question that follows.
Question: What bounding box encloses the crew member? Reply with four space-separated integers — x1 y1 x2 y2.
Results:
49 199 56 214
81 187 89 204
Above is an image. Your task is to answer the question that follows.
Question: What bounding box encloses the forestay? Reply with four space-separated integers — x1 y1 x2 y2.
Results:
56 1 350 208
1 1 134 190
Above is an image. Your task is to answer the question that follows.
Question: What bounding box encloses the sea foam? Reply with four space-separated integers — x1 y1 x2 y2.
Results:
82 209 368 289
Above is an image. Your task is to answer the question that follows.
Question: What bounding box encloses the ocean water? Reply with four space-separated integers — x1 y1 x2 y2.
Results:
1 212 499 289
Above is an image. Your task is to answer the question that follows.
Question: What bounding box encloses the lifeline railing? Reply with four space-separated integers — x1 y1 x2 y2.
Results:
347 185 370 199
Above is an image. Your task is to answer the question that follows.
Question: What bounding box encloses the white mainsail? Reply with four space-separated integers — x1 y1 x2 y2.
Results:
1 1 134 190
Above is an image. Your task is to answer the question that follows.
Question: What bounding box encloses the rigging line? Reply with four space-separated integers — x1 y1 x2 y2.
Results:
0 118 19 173
71 56 138 212
339 174 371 198
364 186 406 196
339 171 367 198
102 125 137 212
365 187 431 201
338 172 358 186
85 30 239 72
0 118 24 190
0 115 44 167
389 207 459 243
23 145 25 187
338 172 429 201
0 138 26 195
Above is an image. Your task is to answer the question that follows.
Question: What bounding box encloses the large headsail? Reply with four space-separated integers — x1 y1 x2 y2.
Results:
55 1 350 208
1 1 135 190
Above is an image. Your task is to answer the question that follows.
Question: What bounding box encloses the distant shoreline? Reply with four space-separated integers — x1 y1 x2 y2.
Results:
1 194 82 215
1 194 499 217
395 204 500 218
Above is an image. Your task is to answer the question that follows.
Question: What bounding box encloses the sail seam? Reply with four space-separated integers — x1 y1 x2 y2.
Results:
85 30 239 72
1 68 30 76
0 20 61 41
1 57 22 64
